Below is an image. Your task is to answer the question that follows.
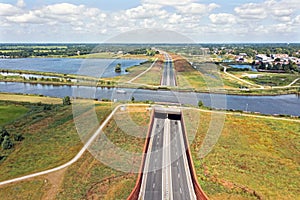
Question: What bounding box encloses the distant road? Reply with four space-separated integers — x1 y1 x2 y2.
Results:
161 53 176 86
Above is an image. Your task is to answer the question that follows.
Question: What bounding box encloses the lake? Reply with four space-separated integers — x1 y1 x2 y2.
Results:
0 82 299 116
229 64 257 71
0 58 146 78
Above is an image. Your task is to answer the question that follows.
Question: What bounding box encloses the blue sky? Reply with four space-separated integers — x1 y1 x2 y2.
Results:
0 0 299 43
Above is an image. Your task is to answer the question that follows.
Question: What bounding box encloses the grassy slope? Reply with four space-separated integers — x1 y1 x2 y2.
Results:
0 103 28 126
0 103 299 199
187 110 300 199
117 61 152 83
55 106 150 199
0 100 112 182
132 60 163 86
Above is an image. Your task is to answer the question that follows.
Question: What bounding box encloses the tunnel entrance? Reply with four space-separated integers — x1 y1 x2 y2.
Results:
154 112 168 119
168 113 181 120
154 112 181 120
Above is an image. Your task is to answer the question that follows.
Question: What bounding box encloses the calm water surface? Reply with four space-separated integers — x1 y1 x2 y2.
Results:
0 82 299 116
0 58 146 77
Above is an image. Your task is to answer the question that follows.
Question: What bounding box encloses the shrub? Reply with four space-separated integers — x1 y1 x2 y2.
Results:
2 136 13 150
13 133 24 141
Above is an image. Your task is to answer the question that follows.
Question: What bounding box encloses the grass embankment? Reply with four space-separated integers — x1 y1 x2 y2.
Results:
0 69 119 88
130 59 163 86
171 54 229 91
0 99 112 182
116 61 153 83
184 109 300 199
172 54 207 89
0 102 150 199
0 93 61 104
55 106 150 199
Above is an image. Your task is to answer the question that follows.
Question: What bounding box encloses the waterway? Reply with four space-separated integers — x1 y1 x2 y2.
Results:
0 82 299 116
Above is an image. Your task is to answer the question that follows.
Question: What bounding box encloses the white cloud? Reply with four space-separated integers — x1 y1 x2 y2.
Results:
142 0 194 7
0 3 21 16
209 13 236 24
271 23 293 33
234 3 267 20
294 15 300 24
16 0 26 8
124 4 166 19
1 0 300 42
6 3 106 25
168 14 182 24
6 11 47 24
176 3 219 15
41 3 85 16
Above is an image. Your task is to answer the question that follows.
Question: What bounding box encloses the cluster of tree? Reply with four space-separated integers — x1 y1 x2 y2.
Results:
115 63 121 72
254 62 299 73
0 44 97 58
0 127 24 150
128 48 159 56
224 67 250 72
209 43 300 59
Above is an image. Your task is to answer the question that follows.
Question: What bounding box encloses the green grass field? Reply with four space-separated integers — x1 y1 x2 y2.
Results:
0 103 28 126
0 100 299 199
0 100 112 182
187 110 300 199
117 61 152 83
132 60 163 86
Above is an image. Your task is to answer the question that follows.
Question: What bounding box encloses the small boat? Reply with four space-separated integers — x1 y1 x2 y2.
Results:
116 89 126 94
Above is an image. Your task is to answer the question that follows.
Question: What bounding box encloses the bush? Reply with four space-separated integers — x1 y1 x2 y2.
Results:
0 127 9 144
63 96 71 105
115 63 121 72
2 136 13 150
13 133 24 141
198 100 204 108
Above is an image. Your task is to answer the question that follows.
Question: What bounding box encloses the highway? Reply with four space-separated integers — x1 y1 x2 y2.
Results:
161 53 176 87
138 109 196 199
139 118 164 199
170 119 196 199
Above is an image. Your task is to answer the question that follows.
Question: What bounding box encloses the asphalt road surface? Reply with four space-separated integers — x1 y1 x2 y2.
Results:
143 118 164 199
139 112 196 199
161 53 176 87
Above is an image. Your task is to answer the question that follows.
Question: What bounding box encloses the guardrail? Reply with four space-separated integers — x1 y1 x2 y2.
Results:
127 109 155 200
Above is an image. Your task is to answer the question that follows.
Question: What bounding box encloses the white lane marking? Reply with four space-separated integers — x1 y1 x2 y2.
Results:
138 119 158 199
177 122 197 200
